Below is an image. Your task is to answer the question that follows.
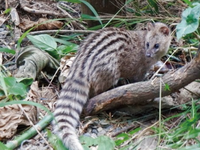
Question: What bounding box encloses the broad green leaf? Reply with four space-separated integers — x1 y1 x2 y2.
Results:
57 45 78 55
8 82 27 97
80 136 96 146
80 135 115 149
0 48 16 54
3 77 16 87
15 78 33 86
27 34 57 51
96 136 115 150
176 3 200 39
0 77 30 99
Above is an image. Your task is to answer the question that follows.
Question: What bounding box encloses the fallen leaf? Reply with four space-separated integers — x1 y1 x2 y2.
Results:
19 18 63 31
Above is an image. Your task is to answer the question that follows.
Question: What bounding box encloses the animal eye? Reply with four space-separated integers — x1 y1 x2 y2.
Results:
154 43 159 49
146 42 149 48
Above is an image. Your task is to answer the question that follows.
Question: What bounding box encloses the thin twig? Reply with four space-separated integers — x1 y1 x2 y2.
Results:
158 77 162 146
57 2 74 19
41 71 57 90
99 15 180 21
29 29 95 35
177 0 188 7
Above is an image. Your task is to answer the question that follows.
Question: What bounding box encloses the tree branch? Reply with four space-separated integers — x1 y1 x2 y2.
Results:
84 45 200 115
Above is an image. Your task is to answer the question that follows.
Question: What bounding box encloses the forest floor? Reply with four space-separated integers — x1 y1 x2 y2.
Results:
1 0 200 150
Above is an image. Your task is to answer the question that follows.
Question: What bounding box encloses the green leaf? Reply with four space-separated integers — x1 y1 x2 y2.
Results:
128 127 141 135
179 144 200 150
186 128 200 139
115 133 129 146
0 48 16 54
54 37 80 45
80 135 115 150
27 34 57 51
182 0 192 7
0 77 30 99
47 130 68 150
148 0 158 13
62 0 102 26
96 136 115 150
0 100 51 114
79 0 103 27
80 136 96 147
0 75 8 96
3 8 11 14
8 82 27 97
3 77 16 87
0 141 9 150
81 14 99 21
176 3 200 39
15 78 33 86
164 83 170 91
57 45 77 55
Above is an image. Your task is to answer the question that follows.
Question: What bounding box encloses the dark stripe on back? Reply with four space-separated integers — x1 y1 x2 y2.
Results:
88 62 107 80
70 28 129 80
87 37 128 76
80 31 119 71
80 31 102 52
81 28 120 52
73 79 85 86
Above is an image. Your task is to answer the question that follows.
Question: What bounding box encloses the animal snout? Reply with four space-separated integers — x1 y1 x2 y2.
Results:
146 52 152 57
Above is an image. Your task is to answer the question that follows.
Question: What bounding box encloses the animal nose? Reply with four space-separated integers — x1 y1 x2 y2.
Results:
146 53 151 57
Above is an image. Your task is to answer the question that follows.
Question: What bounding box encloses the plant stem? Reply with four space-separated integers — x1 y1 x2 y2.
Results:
6 114 53 149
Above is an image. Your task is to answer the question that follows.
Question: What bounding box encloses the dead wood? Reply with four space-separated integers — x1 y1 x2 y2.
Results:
84 45 200 115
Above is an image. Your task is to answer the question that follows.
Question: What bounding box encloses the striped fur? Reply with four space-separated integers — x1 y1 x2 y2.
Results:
53 22 171 150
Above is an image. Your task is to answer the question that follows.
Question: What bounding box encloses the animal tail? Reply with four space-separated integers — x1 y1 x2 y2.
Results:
53 78 90 150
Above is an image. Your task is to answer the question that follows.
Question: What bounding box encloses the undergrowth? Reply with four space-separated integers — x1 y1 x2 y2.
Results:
1 0 200 150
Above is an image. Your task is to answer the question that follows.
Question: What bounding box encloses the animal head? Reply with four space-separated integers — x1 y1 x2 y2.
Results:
145 22 171 59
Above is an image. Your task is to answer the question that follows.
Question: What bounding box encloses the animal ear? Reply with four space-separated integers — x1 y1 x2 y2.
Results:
159 26 170 36
147 22 154 31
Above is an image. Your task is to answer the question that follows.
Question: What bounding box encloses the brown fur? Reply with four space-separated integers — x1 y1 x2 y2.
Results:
53 22 171 150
